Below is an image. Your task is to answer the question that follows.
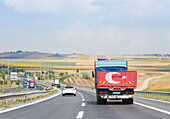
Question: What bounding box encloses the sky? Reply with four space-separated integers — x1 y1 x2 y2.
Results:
0 0 170 55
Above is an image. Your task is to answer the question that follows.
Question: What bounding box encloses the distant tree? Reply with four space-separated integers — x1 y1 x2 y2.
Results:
16 50 23 53
59 73 64 76
2 72 6 84
16 80 21 86
0 81 3 85
10 80 14 84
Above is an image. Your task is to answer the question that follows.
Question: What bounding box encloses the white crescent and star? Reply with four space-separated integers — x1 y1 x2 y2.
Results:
105 72 126 84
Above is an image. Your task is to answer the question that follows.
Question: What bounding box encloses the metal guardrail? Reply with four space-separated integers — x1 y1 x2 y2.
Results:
0 86 23 93
0 88 58 100
135 91 170 101
135 91 170 96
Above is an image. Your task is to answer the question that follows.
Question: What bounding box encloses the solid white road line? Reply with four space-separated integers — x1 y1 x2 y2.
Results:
82 99 85 101
0 89 61 114
135 102 170 115
135 96 170 104
81 102 85 107
76 111 84 119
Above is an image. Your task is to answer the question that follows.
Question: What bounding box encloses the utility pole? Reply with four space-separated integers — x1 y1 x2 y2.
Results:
48 62 49 81
40 59 42 80
8 62 9 79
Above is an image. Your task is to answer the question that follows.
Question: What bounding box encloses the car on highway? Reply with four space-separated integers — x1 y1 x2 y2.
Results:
62 85 76 96
37 84 41 87
56 84 61 88
51 83 56 86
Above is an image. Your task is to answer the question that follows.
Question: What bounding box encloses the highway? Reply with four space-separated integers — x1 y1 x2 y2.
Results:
1 82 43 94
0 87 170 119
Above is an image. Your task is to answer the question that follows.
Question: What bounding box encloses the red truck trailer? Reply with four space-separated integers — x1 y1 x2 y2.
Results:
93 58 137 104
29 79 35 88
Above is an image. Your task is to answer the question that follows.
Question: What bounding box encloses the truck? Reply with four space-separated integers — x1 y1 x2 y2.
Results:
10 72 18 81
55 79 60 88
23 78 28 85
29 79 35 88
92 58 137 104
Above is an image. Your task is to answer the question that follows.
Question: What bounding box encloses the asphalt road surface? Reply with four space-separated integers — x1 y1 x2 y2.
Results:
1 82 43 93
0 87 169 119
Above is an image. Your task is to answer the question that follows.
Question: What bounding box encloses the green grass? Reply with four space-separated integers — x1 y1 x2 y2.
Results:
131 59 170 63
0 90 58 107
0 58 76 67
163 65 170 67
42 62 76 66
151 89 170 92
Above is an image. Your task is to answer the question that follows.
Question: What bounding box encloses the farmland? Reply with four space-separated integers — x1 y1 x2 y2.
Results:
0 54 170 91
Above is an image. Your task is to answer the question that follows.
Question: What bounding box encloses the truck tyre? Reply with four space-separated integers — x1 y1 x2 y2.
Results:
128 98 133 104
74 94 76 96
102 99 107 104
96 90 107 104
97 96 107 104
97 98 102 104
62 94 65 96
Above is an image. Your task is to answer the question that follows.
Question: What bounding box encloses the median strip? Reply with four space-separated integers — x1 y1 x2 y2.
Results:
0 89 61 114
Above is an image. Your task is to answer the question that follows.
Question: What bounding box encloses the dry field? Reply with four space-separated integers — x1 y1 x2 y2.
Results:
0 54 170 91
64 74 95 88
147 72 170 90
136 73 164 90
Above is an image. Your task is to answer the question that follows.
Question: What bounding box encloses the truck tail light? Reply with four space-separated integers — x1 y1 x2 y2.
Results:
63 89 66 90
100 91 107 94
72 89 75 90
126 92 134 94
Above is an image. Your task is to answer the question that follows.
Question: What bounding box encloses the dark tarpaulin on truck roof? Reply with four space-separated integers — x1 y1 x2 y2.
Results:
95 67 127 72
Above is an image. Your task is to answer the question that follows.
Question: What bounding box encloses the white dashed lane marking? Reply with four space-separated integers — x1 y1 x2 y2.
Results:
76 111 84 119
82 102 85 107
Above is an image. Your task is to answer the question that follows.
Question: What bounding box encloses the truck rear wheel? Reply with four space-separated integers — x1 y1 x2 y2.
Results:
122 98 133 104
97 97 107 104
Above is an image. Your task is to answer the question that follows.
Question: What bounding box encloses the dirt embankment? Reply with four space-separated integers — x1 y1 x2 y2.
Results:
64 75 95 88
147 72 170 90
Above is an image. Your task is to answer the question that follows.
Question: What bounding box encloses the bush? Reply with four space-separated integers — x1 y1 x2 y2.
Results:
16 80 21 86
0 80 3 85
10 80 14 84
4 80 7 85
82 73 92 80
59 73 64 76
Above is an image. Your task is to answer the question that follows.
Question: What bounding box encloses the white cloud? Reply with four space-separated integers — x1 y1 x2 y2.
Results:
48 22 163 54
122 0 169 17
3 0 103 14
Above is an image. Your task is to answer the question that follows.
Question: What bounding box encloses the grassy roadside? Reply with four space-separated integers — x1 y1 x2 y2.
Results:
151 89 170 92
0 89 58 108
0 78 20 89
